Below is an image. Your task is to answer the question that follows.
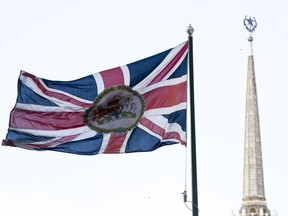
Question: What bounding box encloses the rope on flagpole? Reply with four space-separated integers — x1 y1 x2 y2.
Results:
183 136 188 194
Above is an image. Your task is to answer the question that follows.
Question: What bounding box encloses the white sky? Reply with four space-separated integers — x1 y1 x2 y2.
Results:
1 0 287 215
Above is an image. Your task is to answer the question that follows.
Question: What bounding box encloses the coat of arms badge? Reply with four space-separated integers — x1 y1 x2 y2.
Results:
84 85 145 134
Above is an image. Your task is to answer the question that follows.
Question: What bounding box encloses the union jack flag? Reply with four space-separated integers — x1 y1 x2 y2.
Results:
2 42 188 155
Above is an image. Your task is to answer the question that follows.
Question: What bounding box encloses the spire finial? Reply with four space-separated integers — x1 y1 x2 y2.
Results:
243 16 257 33
244 16 257 42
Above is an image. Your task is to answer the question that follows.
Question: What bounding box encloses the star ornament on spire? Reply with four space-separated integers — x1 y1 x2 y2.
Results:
243 16 257 33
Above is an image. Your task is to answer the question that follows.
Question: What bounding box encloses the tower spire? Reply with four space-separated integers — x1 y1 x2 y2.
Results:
239 16 271 216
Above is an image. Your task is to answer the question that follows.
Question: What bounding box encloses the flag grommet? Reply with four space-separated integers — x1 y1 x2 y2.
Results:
84 85 145 135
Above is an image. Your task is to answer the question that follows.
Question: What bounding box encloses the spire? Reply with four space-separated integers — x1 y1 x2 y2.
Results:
239 16 271 216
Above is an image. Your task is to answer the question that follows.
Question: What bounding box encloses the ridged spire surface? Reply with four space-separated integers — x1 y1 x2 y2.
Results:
239 16 271 216
243 38 266 201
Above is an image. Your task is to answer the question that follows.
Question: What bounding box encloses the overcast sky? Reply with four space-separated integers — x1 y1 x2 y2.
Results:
1 0 287 215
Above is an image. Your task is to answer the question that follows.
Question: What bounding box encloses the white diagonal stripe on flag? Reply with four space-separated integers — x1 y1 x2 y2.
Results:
133 42 187 89
15 103 87 112
146 116 186 142
119 130 132 153
93 72 105 95
136 75 187 95
143 102 186 117
121 65 130 86
98 133 111 154
21 73 93 107
9 126 92 137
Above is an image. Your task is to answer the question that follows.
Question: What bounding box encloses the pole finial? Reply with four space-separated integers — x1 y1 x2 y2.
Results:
187 24 194 36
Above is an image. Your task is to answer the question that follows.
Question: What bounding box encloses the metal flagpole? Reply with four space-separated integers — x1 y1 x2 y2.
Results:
187 24 199 216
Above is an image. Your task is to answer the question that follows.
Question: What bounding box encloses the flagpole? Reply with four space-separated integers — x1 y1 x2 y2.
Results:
187 24 199 216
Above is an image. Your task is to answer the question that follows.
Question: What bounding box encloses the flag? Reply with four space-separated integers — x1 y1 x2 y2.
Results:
2 42 188 155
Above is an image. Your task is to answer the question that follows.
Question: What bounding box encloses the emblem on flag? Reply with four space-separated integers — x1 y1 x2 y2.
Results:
84 85 145 134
